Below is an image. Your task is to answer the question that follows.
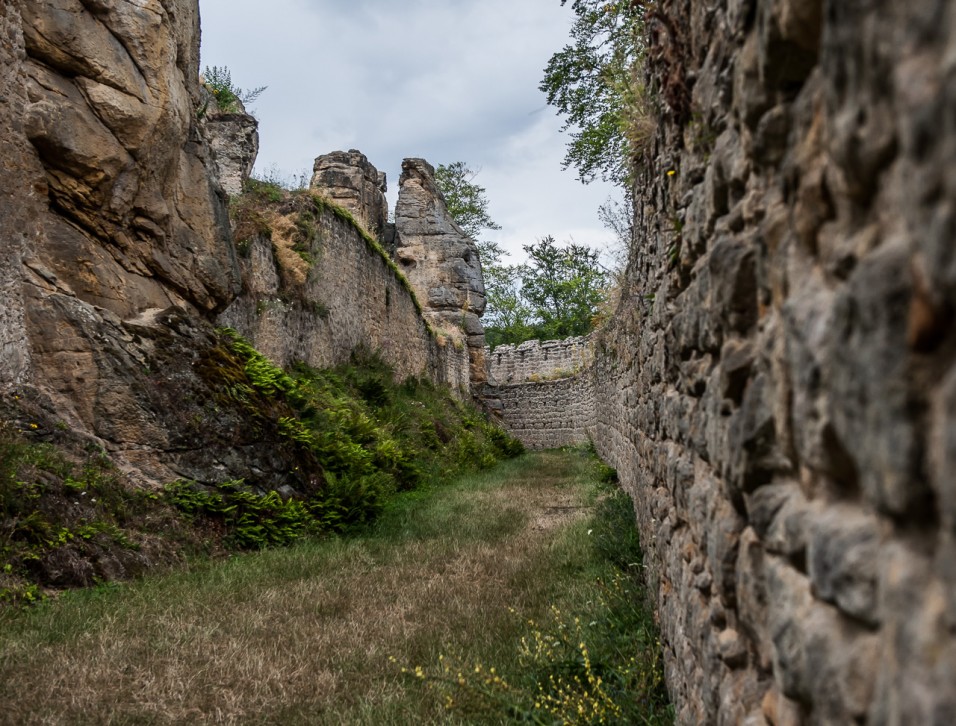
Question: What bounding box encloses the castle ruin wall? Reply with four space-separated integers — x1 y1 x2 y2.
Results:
486 0 956 721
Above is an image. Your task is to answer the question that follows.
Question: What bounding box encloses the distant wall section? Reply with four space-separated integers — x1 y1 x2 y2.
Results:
492 370 595 449
487 336 593 385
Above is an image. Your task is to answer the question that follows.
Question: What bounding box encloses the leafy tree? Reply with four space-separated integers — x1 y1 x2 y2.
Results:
202 66 267 114
482 264 535 349
433 161 608 347
540 1 645 186
435 162 502 241
520 236 609 340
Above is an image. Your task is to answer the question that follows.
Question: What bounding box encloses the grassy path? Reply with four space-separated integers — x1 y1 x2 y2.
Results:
0 451 670 725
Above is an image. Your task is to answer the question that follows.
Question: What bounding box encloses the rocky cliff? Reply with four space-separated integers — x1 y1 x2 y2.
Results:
205 96 259 197
490 0 956 722
394 158 489 385
0 0 261 486
0 1 479 491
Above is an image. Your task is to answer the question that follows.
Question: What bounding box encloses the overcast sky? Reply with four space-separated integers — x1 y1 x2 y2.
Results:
198 0 618 262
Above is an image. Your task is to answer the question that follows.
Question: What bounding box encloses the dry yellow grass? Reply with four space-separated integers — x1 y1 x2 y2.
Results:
265 210 311 286
0 451 599 724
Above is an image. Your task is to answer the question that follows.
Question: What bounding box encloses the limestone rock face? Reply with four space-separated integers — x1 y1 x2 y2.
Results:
310 150 388 240
204 96 259 196
19 0 239 317
394 158 487 384
0 0 262 486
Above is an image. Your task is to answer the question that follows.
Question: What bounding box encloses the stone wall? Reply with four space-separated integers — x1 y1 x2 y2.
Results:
490 0 956 722
492 372 595 449
217 193 471 395
487 336 593 385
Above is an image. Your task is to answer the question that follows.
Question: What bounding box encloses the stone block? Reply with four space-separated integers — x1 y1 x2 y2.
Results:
718 627 748 667
807 505 881 625
824 242 925 516
801 603 880 722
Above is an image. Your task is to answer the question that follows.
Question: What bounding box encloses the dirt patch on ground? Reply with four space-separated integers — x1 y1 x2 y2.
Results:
531 499 589 531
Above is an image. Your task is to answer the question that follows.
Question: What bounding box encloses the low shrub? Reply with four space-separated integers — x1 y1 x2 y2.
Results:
167 334 525 545
1 333 524 606
201 65 266 114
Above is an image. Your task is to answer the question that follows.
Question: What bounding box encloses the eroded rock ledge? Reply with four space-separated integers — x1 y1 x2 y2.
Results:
394 158 488 385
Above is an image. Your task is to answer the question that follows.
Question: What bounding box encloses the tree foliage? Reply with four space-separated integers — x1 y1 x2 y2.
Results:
520 236 609 340
435 162 502 241
540 1 645 186
484 237 609 349
434 161 609 349
482 263 535 350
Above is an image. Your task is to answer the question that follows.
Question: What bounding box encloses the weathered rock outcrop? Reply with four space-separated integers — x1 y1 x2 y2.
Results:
489 0 956 722
0 1 321 492
0 1 482 489
394 158 488 385
204 96 259 196
310 149 388 241
19 0 239 317
0 2 40 388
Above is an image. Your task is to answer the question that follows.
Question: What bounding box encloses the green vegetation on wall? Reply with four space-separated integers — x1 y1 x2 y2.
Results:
201 65 267 115
230 178 428 317
176 330 524 548
0 332 522 606
541 0 648 187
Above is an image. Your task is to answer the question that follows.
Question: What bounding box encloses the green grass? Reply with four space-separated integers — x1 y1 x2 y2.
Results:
0 449 671 724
